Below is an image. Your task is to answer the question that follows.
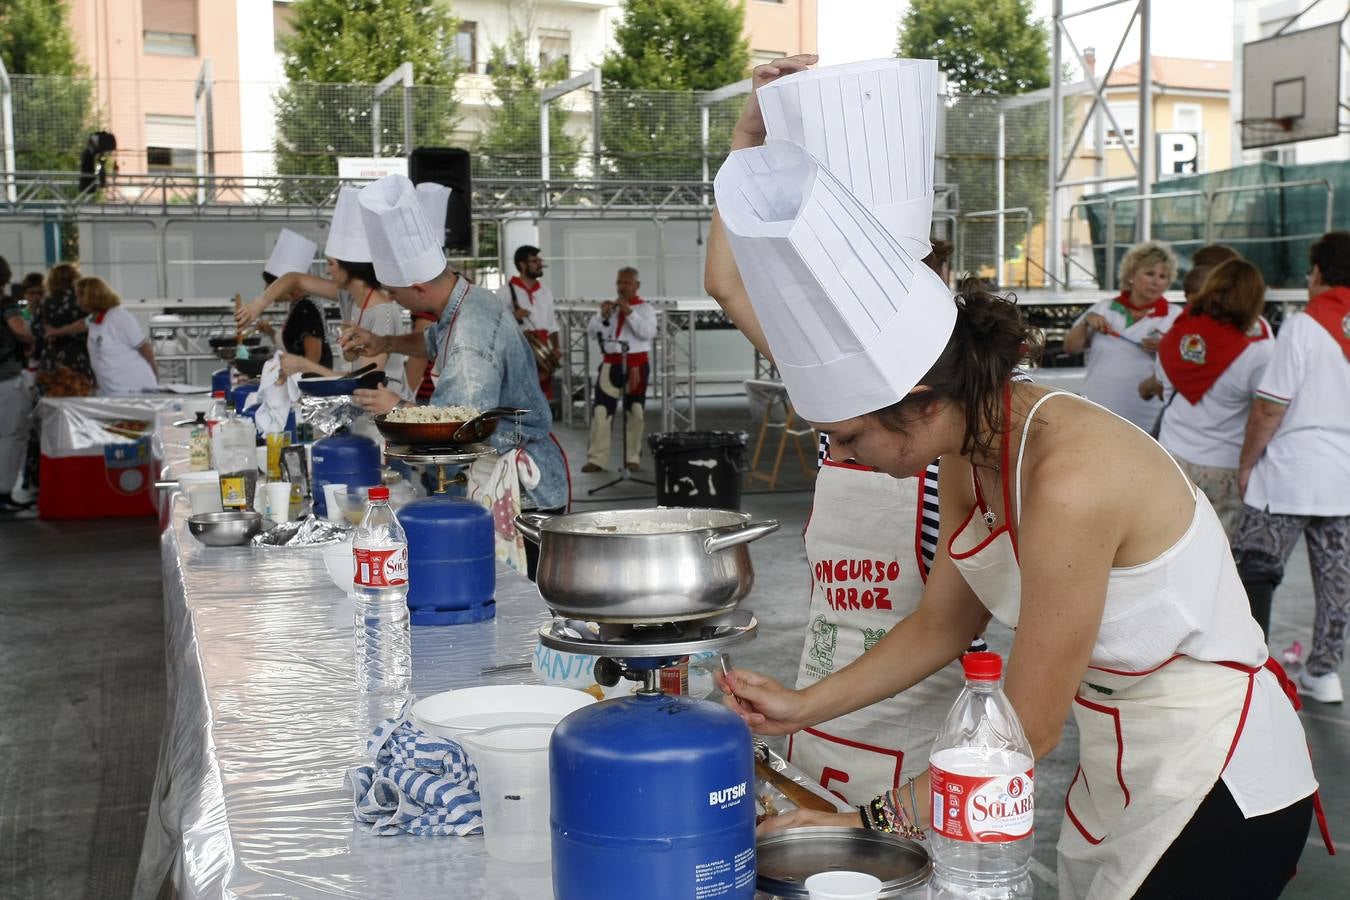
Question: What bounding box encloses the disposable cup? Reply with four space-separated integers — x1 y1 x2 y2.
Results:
254 445 269 473
459 723 555 864
804 870 883 900
265 481 292 521
179 471 222 515
321 482 348 523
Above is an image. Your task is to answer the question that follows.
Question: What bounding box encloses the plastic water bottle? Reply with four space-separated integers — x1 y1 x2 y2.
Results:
929 652 1034 899
352 485 411 693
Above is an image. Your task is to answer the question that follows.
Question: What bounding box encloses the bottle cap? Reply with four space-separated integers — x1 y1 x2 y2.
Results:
194 411 206 423
367 486 390 501
962 651 1002 682
212 390 226 398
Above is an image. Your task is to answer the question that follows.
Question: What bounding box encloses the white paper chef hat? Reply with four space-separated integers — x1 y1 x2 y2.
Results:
714 140 956 423
358 174 447 287
264 228 317 277
323 187 371 262
416 182 451 247
757 57 938 258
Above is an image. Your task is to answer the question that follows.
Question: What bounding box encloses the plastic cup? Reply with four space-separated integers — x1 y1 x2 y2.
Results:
254 444 269 473
459 723 554 864
321 482 348 523
265 481 292 521
804 870 883 900
179 471 222 515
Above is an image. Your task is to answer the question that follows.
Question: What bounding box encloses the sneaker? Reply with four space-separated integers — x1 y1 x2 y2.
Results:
1298 670 1344 704
581 463 605 473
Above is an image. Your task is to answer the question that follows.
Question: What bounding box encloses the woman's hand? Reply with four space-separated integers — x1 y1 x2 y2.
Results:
1137 375 1163 400
757 808 856 837
1139 332 1162 355
235 296 267 329
715 668 813 735
278 352 321 380
734 53 818 146
1083 313 1111 334
352 386 401 416
340 324 383 358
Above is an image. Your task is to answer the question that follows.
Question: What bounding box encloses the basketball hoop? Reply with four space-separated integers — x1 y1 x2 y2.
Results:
1241 22 1342 150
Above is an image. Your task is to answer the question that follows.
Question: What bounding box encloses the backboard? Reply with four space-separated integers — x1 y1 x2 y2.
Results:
1241 21 1343 149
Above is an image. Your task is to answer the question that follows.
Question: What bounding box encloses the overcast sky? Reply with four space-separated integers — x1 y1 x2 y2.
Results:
817 0 1238 73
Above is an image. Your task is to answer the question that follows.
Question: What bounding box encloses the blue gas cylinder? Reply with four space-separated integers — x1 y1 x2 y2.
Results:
396 495 496 625
311 432 381 518
211 368 230 396
551 692 756 900
231 383 259 414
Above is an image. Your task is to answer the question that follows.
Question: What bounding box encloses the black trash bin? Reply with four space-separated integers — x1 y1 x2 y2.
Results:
648 430 749 511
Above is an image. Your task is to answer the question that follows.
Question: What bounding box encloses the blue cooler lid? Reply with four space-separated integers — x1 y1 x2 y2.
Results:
398 495 495 561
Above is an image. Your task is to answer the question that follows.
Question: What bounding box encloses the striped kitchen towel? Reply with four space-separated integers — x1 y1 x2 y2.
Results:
348 715 484 836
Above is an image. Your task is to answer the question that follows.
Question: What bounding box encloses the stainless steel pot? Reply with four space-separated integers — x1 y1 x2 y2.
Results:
515 507 779 623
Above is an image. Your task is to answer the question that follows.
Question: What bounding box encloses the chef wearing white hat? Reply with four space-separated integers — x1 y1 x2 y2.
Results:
709 55 1325 898
415 182 451 245
237 190 409 395
340 174 569 575
244 228 332 369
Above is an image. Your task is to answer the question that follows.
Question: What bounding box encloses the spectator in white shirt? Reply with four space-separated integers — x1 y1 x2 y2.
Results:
1234 231 1350 704
1153 260 1273 536
76 277 158 396
1063 241 1182 430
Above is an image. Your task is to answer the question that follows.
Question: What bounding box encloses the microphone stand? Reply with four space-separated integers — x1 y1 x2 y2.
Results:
588 335 654 495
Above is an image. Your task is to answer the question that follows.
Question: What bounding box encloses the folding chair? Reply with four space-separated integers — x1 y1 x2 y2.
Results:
743 379 816 490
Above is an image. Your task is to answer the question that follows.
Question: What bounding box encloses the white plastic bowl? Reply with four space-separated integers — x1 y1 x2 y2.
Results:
411 685 597 739
322 537 355 593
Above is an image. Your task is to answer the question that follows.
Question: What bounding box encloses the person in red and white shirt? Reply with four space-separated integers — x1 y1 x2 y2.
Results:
1063 240 1183 430
1154 259 1273 537
583 267 656 472
75 276 158 396
1234 231 1350 703
496 245 559 400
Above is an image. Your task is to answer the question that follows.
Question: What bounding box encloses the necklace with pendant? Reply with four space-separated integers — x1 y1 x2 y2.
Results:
982 507 998 530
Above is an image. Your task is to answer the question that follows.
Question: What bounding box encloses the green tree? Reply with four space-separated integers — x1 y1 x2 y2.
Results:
273 0 462 177
899 0 1053 279
896 0 1049 96
599 0 750 180
474 32 583 180
0 0 98 172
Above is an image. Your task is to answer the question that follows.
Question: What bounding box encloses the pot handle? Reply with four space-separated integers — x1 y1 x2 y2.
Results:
703 519 780 555
514 512 552 544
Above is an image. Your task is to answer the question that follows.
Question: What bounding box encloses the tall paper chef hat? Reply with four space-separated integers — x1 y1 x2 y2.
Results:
416 182 451 247
358 174 447 287
714 140 956 423
324 187 371 262
264 228 318 278
757 57 939 257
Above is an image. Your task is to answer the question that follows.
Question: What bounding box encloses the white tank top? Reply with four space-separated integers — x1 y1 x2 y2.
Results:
948 389 1315 820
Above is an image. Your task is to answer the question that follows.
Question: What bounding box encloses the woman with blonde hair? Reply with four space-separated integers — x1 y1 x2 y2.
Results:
75 276 158 395
1153 260 1272 536
1063 241 1182 429
35 262 96 396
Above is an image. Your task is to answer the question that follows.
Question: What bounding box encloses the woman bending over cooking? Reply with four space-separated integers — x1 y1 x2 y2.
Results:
711 53 1324 900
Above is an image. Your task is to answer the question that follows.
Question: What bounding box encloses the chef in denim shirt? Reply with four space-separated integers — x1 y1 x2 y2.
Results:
341 175 568 574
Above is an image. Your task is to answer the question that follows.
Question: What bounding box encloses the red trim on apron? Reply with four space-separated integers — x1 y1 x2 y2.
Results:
1073 695 1131 807
547 432 572 513
1065 768 1106 845
914 466 930 584
1087 654 1185 677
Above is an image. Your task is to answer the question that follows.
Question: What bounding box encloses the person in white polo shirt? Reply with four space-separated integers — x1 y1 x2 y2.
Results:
1154 259 1273 537
76 276 158 395
1063 241 1183 431
1234 231 1350 703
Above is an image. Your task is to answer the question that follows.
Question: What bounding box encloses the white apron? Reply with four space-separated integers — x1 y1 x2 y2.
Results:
948 388 1325 899
787 461 963 806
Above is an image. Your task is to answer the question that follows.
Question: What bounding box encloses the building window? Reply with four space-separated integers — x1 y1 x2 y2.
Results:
145 114 197 173
142 0 198 56
1103 102 1138 149
452 22 476 72
1172 103 1202 134
752 49 787 66
538 28 571 73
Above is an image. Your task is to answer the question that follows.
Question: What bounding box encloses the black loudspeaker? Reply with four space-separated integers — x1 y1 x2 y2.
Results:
408 147 472 254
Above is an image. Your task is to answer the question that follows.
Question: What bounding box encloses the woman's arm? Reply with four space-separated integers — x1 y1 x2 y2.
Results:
236 272 338 328
137 340 158 378
48 318 89 340
302 333 323 363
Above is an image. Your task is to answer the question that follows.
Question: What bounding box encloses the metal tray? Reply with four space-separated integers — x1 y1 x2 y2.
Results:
755 826 930 898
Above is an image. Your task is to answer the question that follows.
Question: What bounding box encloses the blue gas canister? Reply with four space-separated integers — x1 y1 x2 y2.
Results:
211 368 230 397
310 433 381 518
231 383 259 414
396 495 496 625
550 692 756 900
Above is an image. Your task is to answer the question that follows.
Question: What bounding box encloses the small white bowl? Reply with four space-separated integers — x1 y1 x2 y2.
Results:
321 537 355 593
